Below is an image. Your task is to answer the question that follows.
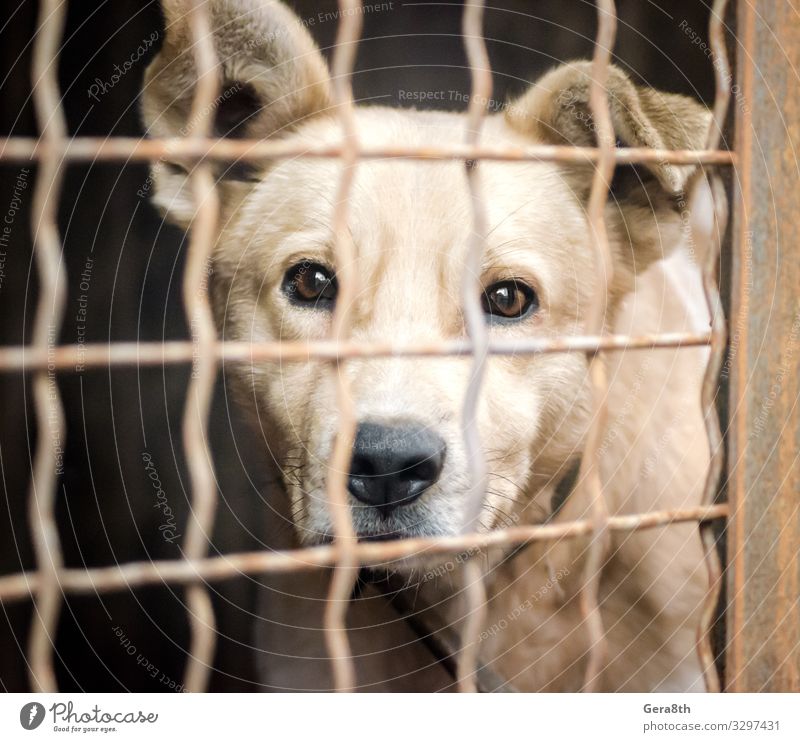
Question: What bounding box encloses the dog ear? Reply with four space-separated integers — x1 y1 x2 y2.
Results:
506 61 721 283
141 0 331 227
505 60 711 196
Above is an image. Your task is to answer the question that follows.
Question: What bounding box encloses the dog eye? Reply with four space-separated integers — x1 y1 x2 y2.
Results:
481 280 538 322
282 261 337 308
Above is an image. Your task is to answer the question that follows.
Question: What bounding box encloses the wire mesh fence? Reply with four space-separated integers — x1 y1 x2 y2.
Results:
0 0 737 692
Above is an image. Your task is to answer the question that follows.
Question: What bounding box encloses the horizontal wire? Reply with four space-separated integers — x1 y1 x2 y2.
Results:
0 504 728 603
0 137 736 166
0 331 713 372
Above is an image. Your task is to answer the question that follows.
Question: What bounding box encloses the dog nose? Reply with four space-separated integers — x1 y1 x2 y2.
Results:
348 423 446 515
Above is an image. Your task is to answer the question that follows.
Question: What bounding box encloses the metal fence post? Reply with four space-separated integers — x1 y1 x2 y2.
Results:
727 0 800 693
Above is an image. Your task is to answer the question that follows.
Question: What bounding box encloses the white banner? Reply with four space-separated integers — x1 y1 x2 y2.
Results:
1 693 796 741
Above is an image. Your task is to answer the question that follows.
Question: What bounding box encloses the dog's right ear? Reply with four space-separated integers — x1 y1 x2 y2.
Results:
141 0 331 228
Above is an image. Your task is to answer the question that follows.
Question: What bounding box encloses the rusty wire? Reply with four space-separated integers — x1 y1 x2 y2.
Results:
576 0 617 693
0 136 736 166
0 331 714 372
179 0 222 694
693 0 732 695
322 0 364 693
26 0 68 694
456 0 492 693
2 0 738 694
0 505 728 604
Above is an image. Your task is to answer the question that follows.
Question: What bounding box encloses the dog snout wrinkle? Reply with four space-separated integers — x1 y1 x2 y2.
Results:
348 423 446 516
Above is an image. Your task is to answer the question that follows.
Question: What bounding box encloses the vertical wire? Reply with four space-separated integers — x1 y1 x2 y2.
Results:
578 0 617 693
323 0 364 693
693 0 731 694
181 0 221 693
27 0 68 693
456 0 492 693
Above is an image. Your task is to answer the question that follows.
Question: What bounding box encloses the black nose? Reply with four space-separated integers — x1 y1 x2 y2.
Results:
348 423 446 516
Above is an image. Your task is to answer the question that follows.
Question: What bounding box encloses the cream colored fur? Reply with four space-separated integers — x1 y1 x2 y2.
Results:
142 0 720 691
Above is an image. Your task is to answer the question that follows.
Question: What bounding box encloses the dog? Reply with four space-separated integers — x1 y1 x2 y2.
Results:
141 0 722 691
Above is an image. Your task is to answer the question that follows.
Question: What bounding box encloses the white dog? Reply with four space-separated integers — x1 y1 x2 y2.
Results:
142 0 720 691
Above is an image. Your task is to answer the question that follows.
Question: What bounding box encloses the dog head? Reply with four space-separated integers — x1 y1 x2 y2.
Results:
142 0 712 546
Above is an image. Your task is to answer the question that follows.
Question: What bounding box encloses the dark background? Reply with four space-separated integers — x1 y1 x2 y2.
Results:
0 0 729 691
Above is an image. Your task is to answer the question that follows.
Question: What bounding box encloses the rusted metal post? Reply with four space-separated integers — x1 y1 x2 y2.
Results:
727 0 800 693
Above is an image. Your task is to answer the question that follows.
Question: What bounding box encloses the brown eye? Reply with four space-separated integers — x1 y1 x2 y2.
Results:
482 279 538 323
282 261 337 308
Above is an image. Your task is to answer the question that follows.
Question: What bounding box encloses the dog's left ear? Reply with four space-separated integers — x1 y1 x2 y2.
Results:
506 60 711 196
506 61 723 277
